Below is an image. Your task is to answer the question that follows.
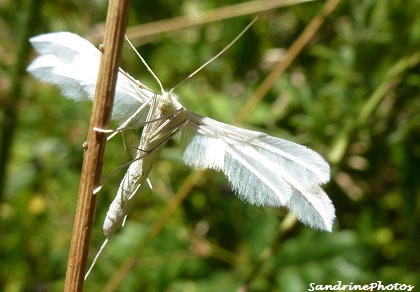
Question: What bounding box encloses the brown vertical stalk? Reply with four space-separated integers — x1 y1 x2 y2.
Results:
64 0 131 291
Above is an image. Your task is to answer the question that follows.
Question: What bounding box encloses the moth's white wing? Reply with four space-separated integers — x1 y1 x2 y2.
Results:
180 112 335 231
27 32 155 125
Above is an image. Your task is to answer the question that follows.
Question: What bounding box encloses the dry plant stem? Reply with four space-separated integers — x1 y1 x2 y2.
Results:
124 0 314 44
64 0 130 290
235 0 341 124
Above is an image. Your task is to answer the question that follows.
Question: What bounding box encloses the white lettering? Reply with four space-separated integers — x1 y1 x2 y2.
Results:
308 283 315 291
308 281 415 291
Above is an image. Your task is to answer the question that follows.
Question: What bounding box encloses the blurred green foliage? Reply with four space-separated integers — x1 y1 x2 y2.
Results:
1 0 419 291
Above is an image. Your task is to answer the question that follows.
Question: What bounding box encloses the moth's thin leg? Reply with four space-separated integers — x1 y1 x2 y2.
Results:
93 152 148 194
94 116 187 195
107 94 156 141
104 104 182 142
85 239 109 280
147 116 189 144
146 178 156 196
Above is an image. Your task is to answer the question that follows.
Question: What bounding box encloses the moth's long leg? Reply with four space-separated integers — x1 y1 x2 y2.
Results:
93 151 148 194
107 94 156 141
94 110 187 194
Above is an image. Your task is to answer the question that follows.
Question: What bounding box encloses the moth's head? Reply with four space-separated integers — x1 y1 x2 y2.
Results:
159 91 182 114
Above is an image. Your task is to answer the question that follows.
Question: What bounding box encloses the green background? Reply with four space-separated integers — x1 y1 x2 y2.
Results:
1 0 419 291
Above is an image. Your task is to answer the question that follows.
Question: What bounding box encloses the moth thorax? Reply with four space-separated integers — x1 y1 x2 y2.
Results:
159 92 175 114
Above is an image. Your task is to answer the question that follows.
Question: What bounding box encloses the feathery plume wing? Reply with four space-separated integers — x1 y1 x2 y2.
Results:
27 32 155 126
181 112 334 231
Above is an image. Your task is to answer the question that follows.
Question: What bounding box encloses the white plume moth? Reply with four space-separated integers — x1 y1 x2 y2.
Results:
27 26 335 278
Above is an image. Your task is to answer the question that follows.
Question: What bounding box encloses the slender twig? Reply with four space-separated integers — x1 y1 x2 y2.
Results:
86 0 315 45
125 0 315 45
63 0 131 290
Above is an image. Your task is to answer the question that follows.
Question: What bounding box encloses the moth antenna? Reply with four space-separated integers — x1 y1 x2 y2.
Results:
168 17 258 95
85 238 109 280
125 35 165 94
